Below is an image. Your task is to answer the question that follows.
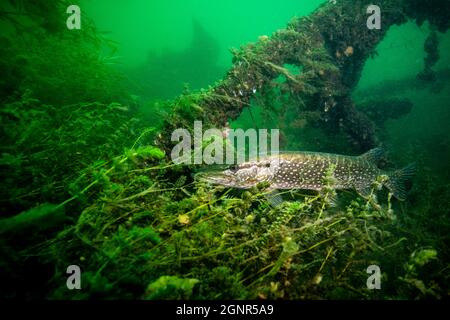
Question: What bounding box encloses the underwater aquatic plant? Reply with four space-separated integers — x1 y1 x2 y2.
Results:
155 0 450 154
0 0 448 301
17 141 424 300
0 97 147 217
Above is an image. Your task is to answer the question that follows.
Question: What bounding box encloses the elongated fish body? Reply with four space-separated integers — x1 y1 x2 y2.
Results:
199 148 415 201
265 152 378 191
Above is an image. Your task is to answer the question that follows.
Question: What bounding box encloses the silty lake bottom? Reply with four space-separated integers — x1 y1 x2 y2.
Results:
0 0 449 300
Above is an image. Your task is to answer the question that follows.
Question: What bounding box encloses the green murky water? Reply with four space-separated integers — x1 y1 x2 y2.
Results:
0 0 449 300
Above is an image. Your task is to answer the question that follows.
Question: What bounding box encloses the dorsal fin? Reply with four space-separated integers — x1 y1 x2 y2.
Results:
359 147 385 164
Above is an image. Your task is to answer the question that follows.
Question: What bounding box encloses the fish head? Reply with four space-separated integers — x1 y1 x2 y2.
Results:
197 157 278 188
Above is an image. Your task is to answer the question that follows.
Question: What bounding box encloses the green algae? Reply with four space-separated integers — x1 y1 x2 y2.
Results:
0 0 449 300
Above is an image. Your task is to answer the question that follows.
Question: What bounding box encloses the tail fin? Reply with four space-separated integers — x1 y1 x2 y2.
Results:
385 163 416 201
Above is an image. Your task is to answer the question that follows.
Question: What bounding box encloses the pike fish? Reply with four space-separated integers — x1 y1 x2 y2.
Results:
198 148 415 201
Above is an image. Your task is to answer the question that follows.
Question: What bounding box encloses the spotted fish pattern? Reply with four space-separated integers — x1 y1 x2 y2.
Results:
199 148 415 200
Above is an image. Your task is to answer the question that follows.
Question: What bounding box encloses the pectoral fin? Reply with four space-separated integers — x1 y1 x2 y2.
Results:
356 186 372 199
264 189 284 207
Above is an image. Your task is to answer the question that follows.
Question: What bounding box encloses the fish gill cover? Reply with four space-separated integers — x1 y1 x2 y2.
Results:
0 0 449 301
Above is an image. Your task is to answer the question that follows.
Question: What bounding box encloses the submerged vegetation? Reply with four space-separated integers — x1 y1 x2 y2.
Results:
0 0 449 300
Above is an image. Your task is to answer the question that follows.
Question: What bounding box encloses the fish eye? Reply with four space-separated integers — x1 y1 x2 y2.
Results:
264 163 270 167
229 164 238 171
